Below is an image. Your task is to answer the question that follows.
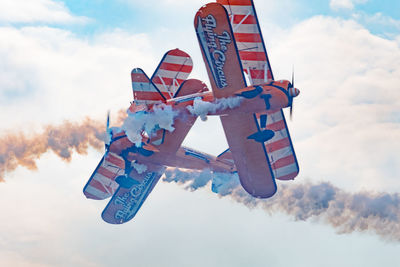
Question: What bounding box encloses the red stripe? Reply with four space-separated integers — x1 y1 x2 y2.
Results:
267 70 273 80
217 0 252 6
266 137 290 153
234 33 262 43
105 154 125 169
159 62 192 73
276 171 298 181
239 51 267 61
232 14 257 25
267 120 285 131
167 49 190 57
272 155 295 169
131 73 149 83
152 77 185 86
98 166 116 179
134 91 170 100
88 178 111 194
249 69 265 80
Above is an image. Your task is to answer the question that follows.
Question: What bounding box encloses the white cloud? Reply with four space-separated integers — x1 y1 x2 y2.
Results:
0 0 88 24
0 26 158 131
266 16 400 192
1 2 400 265
330 0 368 11
352 12 400 31
2 13 399 194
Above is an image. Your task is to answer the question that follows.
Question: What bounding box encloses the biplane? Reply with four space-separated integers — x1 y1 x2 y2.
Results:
83 0 300 224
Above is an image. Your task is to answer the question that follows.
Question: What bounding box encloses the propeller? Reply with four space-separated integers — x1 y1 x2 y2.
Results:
105 111 112 153
288 67 300 120
290 70 294 119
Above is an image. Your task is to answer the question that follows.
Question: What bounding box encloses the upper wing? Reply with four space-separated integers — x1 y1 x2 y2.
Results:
195 3 276 198
195 3 246 98
217 0 273 84
151 49 193 99
218 0 299 180
101 163 166 224
220 113 276 197
83 152 125 200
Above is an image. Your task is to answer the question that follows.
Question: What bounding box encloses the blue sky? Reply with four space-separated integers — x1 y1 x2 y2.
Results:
0 0 400 266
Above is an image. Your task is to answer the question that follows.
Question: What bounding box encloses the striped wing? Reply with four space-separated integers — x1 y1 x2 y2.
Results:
217 0 273 84
218 0 299 180
195 3 276 198
151 49 193 98
83 153 125 200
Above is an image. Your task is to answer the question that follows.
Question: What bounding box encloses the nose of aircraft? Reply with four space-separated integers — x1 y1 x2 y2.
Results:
289 87 300 98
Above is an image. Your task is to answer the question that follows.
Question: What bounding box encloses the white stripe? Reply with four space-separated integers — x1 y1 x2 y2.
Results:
163 55 193 65
152 82 177 94
135 100 162 105
274 163 298 177
236 42 264 52
232 24 260 34
132 82 158 92
266 129 288 143
269 146 292 162
242 60 268 69
251 78 266 85
103 161 123 172
266 111 283 123
85 185 111 199
153 69 191 80
93 174 116 190
224 5 253 16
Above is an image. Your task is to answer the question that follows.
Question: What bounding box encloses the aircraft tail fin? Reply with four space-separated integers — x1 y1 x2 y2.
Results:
131 68 166 104
151 49 193 98
174 79 208 98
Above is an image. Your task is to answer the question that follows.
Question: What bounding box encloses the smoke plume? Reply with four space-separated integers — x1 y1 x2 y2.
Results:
187 96 242 121
0 118 106 181
2 115 400 242
122 104 178 145
164 168 400 241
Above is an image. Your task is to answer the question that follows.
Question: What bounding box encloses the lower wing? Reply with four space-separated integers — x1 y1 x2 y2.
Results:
220 113 276 198
83 152 125 200
101 164 166 224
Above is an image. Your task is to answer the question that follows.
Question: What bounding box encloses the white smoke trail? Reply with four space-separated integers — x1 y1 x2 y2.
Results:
121 104 178 145
164 168 400 241
187 96 242 121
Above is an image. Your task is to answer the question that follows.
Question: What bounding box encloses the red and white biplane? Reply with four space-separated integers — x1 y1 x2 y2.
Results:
83 0 300 224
